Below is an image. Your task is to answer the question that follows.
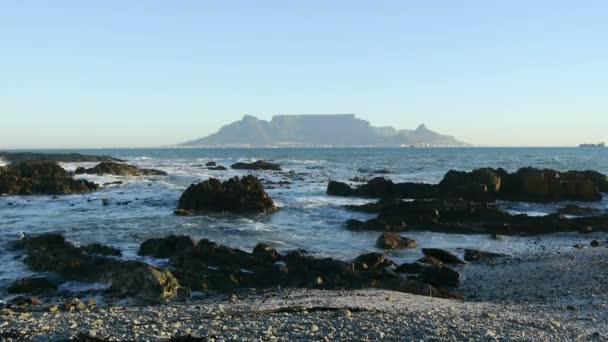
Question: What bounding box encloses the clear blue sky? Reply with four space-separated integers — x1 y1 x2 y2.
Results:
1 0 606 148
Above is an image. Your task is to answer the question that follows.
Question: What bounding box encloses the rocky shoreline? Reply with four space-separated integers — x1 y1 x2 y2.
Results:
2 247 606 341
1 156 608 340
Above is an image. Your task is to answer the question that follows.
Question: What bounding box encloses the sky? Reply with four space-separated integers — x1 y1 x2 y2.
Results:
0 0 606 148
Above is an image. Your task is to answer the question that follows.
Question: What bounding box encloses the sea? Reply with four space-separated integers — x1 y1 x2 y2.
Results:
1 147 607 299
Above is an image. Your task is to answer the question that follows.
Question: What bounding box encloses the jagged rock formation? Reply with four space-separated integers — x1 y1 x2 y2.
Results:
0 161 98 195
180 114 469 147
74 162 167 176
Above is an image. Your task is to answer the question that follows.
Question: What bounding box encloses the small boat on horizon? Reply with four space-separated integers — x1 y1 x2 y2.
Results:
579 142 605 147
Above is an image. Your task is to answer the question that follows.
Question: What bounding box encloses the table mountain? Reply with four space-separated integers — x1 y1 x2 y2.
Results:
179 114 469 147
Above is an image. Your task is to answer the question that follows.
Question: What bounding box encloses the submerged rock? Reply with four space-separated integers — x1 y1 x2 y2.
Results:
75 162 167 176
376 233 417 249
0 161 98 195
231 160 281 171
176 176 276 214
346 218 407 232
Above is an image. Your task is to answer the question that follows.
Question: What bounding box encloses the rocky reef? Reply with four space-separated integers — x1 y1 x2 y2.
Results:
14 233 180 300
0 151 123 163
347 198 608 235
0 161 98 195
75 162 167 176
176 176 277 215
231 160 282 171
329 167 608 202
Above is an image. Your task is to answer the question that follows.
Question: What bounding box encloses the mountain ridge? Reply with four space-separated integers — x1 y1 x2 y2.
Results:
179 114 470 147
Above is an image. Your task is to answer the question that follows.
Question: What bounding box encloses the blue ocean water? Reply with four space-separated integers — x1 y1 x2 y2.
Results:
1 147 607 297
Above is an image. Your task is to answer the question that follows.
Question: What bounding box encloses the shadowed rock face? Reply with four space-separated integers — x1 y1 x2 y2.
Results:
16 234 179 300
0 161 98 195
176 176 276 214
75 162 167 176
328 167 607 203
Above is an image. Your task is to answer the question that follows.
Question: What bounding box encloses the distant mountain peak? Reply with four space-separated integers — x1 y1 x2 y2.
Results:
179 114 469 147
416 124 428 131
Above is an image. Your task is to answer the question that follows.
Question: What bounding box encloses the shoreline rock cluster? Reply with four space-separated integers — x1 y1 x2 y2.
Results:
0 161 98 195
346 198 608 235
9 233 478 305
329 167 608 202
75 162 167 176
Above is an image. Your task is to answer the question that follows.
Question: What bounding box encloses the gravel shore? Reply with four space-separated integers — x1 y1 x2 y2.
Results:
2 246 607 341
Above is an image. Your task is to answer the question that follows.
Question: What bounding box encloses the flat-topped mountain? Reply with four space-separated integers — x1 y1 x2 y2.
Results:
180 114 469 147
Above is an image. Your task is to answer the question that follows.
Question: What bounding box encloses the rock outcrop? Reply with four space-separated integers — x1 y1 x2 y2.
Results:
347 198 608 235
0 161 98 195
176 176 276 214
376 233 417 249
231 160 282 171
139 235 459 298
328 167 608 202
75 162 167 176
0 152 123 163
17 234 179 300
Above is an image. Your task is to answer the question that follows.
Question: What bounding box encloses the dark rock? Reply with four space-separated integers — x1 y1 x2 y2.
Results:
417 256 445 267
557 205 603 216
330 167 608 202
376 233 416 249
346 198 402 213
75 162 167 176
579 225 593 234
418 264 461 287
9 295 41 307
352 198 608 235
590 240 603 247
208 165 227 171
252 243 282 263
0 161 98 195
138 235 196 258
422 248 465 264
18 233 179 300
0 152 123 163
395 262 425 274
231 160 281 171
82 243 122 256
352 253 395 271
176 286 192 298
205 161 217 167
8 276 58 294
463 249 506 262
176 176 276 214
573 243 585 249
326 181 354 196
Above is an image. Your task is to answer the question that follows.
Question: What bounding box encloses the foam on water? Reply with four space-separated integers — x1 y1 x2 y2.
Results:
1 147 608 298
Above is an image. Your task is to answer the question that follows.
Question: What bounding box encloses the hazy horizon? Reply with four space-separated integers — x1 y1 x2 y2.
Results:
1 1 607 149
